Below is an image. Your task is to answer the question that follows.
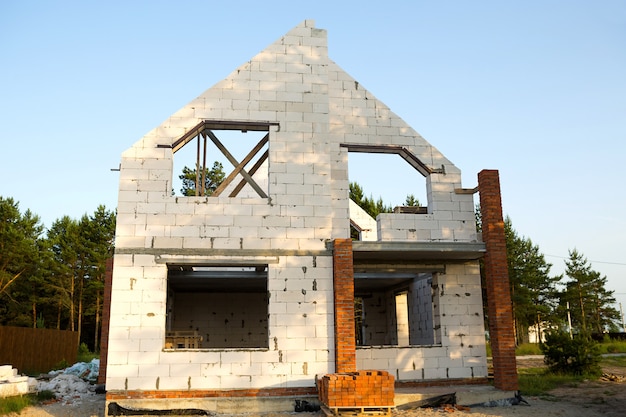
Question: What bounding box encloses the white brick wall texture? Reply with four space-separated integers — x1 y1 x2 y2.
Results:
108 19 486 393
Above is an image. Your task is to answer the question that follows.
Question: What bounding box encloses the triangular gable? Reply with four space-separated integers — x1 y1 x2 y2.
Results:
124 20 328 155
124 20 457 176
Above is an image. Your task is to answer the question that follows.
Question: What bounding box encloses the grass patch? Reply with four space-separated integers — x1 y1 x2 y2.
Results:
0 391 56 416
516 343 542 355
598 340 626 354
488 339 626 358
0 395 33 415
518 368 587 396
517 353 626 397
600 354 626 368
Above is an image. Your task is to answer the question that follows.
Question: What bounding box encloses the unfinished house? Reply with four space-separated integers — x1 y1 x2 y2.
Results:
104 20 517 414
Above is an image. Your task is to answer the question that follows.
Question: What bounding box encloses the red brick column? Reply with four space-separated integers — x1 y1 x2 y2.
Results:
97 257 113 385
478 170 518 391
333 238 356 373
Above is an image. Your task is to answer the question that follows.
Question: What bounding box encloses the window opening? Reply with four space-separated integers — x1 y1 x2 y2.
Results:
355 296 364 345
165 264 269 349
347 152 428 216
355 273 437 347
170 121 274 198
395 292 410 346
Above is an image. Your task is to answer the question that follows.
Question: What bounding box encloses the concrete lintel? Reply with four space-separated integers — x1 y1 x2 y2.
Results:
351 241 486 264
115 248 332 258
157 255 280 266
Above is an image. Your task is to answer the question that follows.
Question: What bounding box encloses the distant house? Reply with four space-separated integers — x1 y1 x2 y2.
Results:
103 20 514 413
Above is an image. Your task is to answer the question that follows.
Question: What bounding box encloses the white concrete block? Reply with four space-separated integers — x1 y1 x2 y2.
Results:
137 364 170 377
261 361 291 376
126 376 158 391
104 377 125 391
0 366 16 380
397 369 423 381
185 376 220 391
108 312 141 328
303 334 330 351
250 374 287 388
107 351 129 366
152 237 183 248
106 364 139 378
169 363 201 378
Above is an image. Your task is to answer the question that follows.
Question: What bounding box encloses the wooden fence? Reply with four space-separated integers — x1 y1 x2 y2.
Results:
0 326 78 375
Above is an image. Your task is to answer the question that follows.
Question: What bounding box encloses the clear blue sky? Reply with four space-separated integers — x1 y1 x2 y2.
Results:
2 1 625 323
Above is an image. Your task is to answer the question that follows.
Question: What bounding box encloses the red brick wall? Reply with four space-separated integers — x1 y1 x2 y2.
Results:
318 370 394 407
332 239 356 373
98 257 113 384
478 170 518 391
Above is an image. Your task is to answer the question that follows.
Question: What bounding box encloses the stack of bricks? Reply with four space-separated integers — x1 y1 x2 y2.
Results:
317 370 395 408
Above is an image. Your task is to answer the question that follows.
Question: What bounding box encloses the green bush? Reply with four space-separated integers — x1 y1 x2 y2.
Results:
77 342 99 363
52 359 69 371
78 342 90 356
541 330 601 376
35 390 56 402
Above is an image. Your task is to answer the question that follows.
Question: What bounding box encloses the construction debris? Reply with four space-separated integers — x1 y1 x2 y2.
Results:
36 359 102 405
396 393 457 410
601 372 625 382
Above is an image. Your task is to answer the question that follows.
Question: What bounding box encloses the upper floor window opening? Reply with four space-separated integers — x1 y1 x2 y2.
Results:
345 144 431 223
168 121 277 198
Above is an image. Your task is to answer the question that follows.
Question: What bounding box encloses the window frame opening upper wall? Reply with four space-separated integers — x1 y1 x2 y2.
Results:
343 143 441 218
162 120 278 198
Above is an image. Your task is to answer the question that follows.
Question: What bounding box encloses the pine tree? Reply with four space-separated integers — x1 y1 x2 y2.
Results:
561 249 619 334
46 216 82 331
179 162 225 196
348 182 393 218
0 197 45 326
504 217 559 344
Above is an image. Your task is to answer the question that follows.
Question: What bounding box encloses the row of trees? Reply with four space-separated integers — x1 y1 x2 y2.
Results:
0 197 115 350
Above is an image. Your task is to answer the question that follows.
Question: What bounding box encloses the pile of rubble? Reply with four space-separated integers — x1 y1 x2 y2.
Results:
0 358 102 407
37 358 101 404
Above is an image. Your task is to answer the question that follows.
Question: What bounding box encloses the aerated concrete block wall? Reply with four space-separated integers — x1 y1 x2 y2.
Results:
107 19 489 407
361 294 393 346
408 275 435 345
109 21 337 394
170 292 269 348
356 265 487 382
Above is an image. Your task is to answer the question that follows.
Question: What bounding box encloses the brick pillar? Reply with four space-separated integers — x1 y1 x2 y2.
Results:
478 170 518 391
333 238 356 373
97 257 113 385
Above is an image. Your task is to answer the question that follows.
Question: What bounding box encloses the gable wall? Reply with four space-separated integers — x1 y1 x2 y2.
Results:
107 20 487 397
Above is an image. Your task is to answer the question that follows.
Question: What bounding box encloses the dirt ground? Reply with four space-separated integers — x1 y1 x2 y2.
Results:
9 357 626 417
